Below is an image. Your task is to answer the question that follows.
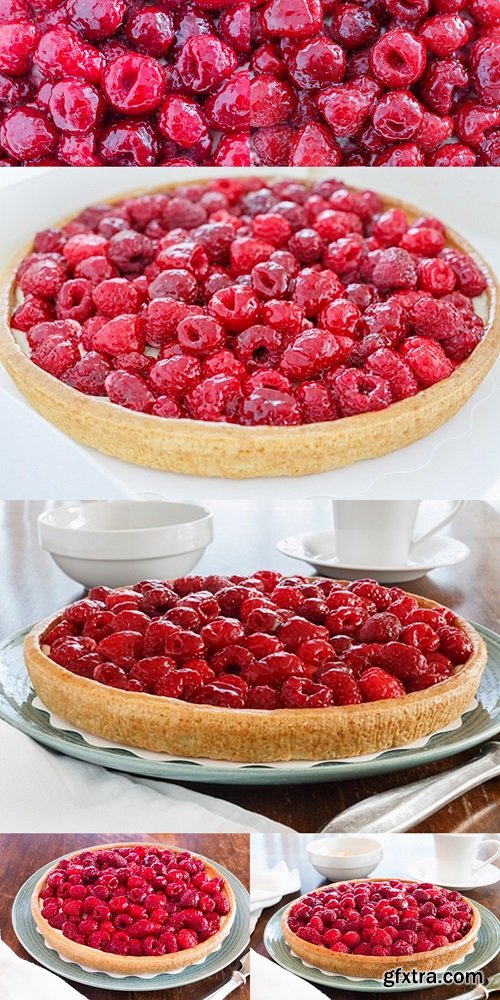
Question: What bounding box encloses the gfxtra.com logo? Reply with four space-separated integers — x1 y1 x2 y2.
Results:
383 968 485 988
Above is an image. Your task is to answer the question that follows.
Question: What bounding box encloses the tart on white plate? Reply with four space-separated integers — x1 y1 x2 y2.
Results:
282 878 480 977
24 571 486 763
1 176 498 478
32 842 236 976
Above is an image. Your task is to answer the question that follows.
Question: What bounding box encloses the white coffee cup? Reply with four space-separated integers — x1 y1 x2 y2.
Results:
332 500 465 568
433 834 500 883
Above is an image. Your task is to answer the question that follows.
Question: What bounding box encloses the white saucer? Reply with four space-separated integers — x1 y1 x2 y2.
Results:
407 858 500 890
276 530 470 583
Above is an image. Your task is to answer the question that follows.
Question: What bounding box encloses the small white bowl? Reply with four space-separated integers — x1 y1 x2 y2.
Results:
307 836 383 881
38 501 214 589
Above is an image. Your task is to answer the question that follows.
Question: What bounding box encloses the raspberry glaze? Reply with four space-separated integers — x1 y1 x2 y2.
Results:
10 177 489 430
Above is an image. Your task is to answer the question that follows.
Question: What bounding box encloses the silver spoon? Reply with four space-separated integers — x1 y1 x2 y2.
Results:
320 742 500 833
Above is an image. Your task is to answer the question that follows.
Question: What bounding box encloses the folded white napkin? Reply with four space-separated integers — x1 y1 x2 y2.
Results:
0 721 289 834
251 950 325 1000
250 860 301 931
0 935 82 1000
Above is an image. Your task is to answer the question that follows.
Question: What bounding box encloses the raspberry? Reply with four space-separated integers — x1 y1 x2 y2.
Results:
358 613 401 644
437 625 473 664
32 333 80 378
366 350 418 401
319 667 363 705
359 667 406 701
401 337 455 387
372 249 418 292
260 0 323 39
331 368 393 417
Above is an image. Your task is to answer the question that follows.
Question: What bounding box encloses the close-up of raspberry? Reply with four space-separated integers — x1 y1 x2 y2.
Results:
250 0 500 165
0 0 250 165
0 1 499 164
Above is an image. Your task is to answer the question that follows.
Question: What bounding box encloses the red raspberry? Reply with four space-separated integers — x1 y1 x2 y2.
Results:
400 623 440 653
437 625 473 664
400 337 454 387
372 641 428 683
32 333 80 378
359 667 406 701
358 613 401 644
319 667 363 705
331 368 393 417
281 676 333 707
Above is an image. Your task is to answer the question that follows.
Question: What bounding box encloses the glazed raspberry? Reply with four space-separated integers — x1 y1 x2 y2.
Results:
102 53 166 114
0 107 57 161
177 35 237 93
331 368 392 416
260 0 323 39
66 0 126 41
125 7 175 56
359 667 406 700
251 74 297 127
286 37 346 89
289 123 342 166
370 30 427 87
400 337 454 387
319 667 362 704
32 333 80 378
372 91 424 142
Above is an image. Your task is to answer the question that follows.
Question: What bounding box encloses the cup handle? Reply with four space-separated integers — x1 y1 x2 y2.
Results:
472 839 500 874
409 501 465 554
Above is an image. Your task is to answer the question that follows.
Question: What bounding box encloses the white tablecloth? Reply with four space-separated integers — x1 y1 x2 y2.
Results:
0 721 289 834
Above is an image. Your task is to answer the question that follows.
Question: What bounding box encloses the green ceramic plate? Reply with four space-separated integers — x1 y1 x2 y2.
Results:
12 853 249 992
264 899 500 993
0 622 499 785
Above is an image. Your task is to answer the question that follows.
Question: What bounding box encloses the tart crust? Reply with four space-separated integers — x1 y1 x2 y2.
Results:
281 879 481 977
24 589 487 763
31 841 236 976
0 176 499 479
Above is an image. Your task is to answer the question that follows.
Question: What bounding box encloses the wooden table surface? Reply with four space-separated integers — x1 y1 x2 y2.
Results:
0 833 249 1000
1 499 500 834
251 832 500 1000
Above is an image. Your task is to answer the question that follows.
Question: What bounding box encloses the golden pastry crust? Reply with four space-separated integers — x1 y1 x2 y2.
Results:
282 879 481 978
31 842 236 976
0 177 498 479
24 589 487 763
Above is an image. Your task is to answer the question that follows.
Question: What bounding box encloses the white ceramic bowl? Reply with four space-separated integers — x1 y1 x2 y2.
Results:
307 836 383 881
38 501 213 588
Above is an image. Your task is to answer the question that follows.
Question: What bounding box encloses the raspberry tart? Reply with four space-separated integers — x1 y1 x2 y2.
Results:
31 842 236 975
24 572 486 762
282 878 480 978
1 176 498 478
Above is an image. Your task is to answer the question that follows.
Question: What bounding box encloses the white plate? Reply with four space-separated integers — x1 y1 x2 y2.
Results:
276 530 470 582
407 858 500 890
